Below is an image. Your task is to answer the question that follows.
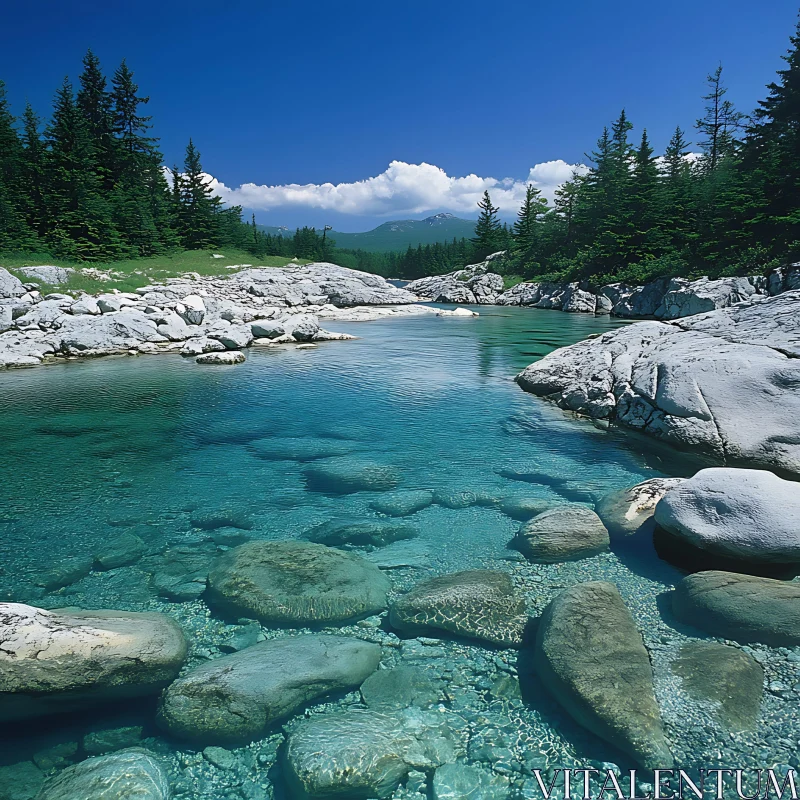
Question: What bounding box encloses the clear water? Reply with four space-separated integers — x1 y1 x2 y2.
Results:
0 306 795 797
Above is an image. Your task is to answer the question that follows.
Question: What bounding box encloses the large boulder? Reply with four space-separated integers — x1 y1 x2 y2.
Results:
671 641 763 731
672 571 800 646
655 276 760 320
302 457 401 494
534 582 672 768
0 604 187 722
653 468 800 566
283 708 458 799
511 505 609 562
206 540 390 624
157 634 380 745
0 268 25 298
56 309 167 355
596 477 685 538
34 750 170 800
17 266 74 285
516 291 800 477
389 570 528 647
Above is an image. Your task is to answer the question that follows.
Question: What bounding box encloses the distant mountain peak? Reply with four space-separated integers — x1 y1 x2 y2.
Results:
424 213 456 224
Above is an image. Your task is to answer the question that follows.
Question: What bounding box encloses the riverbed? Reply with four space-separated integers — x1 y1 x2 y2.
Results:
0 305 796 798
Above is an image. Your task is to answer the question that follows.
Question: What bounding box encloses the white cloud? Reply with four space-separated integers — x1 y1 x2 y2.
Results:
201 159 588 218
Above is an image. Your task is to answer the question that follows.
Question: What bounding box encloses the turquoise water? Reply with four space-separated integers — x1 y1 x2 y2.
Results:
0 306 795 797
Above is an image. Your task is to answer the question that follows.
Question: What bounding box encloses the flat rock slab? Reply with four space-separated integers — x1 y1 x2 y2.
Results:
0 604 187 722
302 518 419 549
534 581 672 769
35 749 170 800
390 570 528 647
654 468 800 565
672 570 800 646
207 540 390 624
596 478 684 538
158 634 380 745
196 351 245 364
512 505 609 562
671 641 763 731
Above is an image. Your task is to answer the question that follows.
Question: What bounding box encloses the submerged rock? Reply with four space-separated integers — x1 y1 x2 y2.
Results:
93 532 146 570
671 641 763 731
283 708 459 799
370 490 434 517
432 763 505 800
248 436 356 462
512 505 609 562
302 517 418 549
158 634 380 745
498 496 559 521
360 666 442 710
190 509 255 531
207 540 390 624
672 570 800 646
654 468 800 566
150 542 218 601
303 457 401 494
0 604 187 722
433 489 480 509
35 749 170 800
596 477 685 538
389 570 528 647
534 581 672 768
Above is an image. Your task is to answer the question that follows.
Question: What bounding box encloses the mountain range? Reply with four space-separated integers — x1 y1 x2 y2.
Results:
257 213 476 253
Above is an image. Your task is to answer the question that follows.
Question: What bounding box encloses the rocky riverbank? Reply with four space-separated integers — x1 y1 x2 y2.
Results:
406 253 800 319
0 262 449 370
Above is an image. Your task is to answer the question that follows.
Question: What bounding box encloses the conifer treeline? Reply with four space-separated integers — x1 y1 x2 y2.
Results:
468 18 800 286
0 51 272 261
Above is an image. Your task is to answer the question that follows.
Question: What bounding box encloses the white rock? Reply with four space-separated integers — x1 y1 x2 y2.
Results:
516 291 800 476
0 603 187 721
180 337 227 356
654 468 800 563
70 296 100 316
17 266 74 285
0 268 25 298
97 295 122 313
177 294 206 325
196 351 246 365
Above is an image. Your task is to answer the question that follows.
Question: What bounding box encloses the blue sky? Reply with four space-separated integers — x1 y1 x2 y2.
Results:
1 0 798 230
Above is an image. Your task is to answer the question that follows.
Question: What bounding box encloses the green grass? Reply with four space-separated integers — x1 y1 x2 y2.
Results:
0 249 308 295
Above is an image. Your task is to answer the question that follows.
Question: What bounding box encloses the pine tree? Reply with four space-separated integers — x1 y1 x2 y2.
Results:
44 77 123 259
696 65 745 172
628 129 668 260
742 16 800 254
0 80 37 251
512 184 546 262
77 49 116 188
471 190 502 259
177 139 217 249
660 126 694 252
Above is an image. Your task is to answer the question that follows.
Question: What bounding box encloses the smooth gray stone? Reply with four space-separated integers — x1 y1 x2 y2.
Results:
361 666 442 709
35 750 169 800
207 540 390 624
512 505 609 562
672 570 800 646
534 581 672 769
158 634 380 745
654 468 800 564
94 533 146 570
0 604 187 722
